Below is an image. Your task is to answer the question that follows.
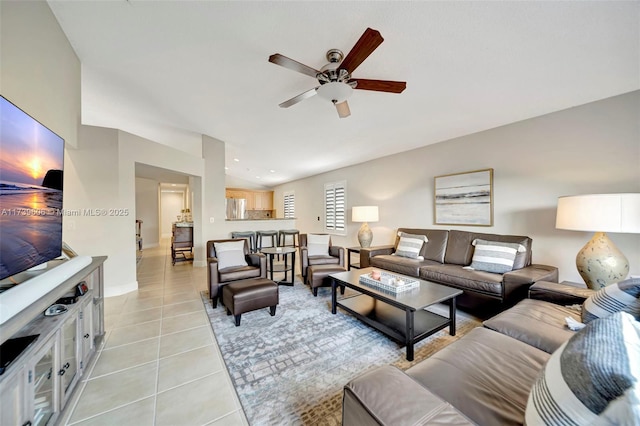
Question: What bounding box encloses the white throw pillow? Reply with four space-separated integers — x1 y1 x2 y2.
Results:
214 241 248 270
307 234 330 256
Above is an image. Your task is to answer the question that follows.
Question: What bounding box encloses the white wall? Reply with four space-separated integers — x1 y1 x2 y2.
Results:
64 126 135 294
160 191 185 237
0 1 80 149
135 177 159 248
274 91 640 283
64 126 209 295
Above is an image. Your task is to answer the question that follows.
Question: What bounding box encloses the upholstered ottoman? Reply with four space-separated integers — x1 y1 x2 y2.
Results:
222 278 278 326
307 264 346 296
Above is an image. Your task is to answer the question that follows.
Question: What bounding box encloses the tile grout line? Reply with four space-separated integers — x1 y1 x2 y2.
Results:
150 241 172 426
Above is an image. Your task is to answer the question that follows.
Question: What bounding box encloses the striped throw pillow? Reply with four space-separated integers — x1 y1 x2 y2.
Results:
582 277 640 323
393 232 427 260
467 239 525 274
526 312 640 425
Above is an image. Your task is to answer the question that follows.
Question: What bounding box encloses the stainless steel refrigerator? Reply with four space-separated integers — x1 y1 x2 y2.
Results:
225 198 247 219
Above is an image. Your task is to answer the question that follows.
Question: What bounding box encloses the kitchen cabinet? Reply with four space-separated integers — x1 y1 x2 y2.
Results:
254 191 273 210
225 189 248 199
226 188 273 211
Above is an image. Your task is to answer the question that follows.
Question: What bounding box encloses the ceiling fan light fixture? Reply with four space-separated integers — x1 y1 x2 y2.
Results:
317 82 353 104
334 100 351 118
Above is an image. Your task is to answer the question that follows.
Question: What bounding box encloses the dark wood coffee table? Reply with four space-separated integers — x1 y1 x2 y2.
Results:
330 267 463 361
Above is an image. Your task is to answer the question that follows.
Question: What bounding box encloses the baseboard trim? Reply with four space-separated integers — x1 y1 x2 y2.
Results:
104 280 138 297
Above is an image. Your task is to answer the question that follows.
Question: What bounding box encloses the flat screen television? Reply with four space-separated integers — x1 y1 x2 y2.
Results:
0 95 64 282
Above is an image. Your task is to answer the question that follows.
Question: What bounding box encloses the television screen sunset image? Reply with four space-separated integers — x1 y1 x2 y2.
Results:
0 96 64 281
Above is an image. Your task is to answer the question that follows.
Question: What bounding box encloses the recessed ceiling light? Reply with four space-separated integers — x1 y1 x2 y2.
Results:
224 167 228 170
256 176 261 179
270 170 276 173
233 158 239 162
171 184 176 186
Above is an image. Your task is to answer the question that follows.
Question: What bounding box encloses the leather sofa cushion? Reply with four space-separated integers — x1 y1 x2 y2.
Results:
397 228 448 263
420 264 503 296
343 365 474 425
406 327 550 426
307 254 340 266
444 230 531 269
371 255 440 277
483 298 579 353
219 265 262 282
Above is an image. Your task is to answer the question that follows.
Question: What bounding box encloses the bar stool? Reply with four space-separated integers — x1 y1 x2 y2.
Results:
231 231 256 253
256 230 279 251
278 229 300 249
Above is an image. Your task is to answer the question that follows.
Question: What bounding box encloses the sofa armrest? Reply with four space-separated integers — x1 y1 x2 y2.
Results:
207 257 221 299
359 245 395 268
343 365 473 426
247 252 267 278
502 264 559 301
529 281 594 305
330 246 345 267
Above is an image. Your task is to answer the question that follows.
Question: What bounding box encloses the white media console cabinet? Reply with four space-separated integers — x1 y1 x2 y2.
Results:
0 256 106 426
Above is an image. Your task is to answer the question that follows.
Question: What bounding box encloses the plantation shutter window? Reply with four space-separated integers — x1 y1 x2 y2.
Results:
283 192 295 218
324 181 346 234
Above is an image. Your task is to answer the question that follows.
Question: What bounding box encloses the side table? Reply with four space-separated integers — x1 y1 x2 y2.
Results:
261 247 296 286
346 247 363 271
346 246 394 271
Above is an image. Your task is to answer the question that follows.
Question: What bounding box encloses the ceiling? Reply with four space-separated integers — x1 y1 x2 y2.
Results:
48 1 639 187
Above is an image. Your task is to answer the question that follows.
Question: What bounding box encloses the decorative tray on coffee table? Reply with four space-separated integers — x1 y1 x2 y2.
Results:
359 271 420 294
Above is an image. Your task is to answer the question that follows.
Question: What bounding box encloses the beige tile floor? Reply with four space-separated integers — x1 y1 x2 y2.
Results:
60 241 248 426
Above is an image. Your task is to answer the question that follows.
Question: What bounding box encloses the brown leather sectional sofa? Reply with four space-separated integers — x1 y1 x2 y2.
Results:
342 282 597 425
359 228 558 308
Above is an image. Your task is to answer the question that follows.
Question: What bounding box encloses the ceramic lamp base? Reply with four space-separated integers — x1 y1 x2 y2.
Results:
358 222 373 248
577 232 629 290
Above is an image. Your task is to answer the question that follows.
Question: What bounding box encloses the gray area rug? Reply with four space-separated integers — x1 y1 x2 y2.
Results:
201 278 480 425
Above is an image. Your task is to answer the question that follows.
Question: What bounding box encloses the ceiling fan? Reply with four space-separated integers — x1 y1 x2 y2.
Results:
269 28 406 118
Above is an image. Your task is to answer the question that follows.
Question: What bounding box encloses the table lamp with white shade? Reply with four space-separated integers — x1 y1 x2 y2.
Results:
556 193 640 290
352 206 379 248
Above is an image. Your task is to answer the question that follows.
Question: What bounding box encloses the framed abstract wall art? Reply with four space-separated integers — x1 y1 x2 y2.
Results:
434 168 493 226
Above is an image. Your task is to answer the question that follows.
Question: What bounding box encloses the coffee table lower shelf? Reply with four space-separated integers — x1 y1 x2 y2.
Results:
336 294 453 361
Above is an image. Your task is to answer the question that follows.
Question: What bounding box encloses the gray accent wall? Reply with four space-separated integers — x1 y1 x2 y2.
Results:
274 91 640 283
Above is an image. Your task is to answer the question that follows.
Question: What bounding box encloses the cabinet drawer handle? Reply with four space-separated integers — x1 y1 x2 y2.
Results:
58 369 65 376
84 333 90 339
22 421 32 426
64 362 70 369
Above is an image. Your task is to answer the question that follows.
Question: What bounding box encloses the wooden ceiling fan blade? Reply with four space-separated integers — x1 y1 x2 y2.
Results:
269 54 320 78
279 87 318 108
334 100 351 118
340 28 384 74
353 79 406 93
